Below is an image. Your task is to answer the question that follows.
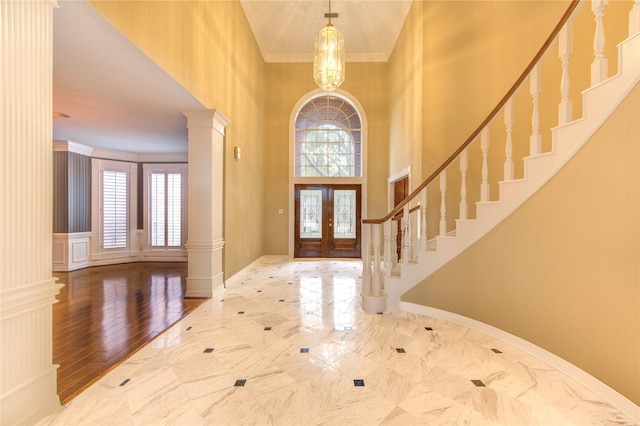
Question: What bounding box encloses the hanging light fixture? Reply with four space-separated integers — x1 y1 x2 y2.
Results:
313 0 345 91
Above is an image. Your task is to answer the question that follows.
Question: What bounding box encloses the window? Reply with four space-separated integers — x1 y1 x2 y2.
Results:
150 172 183 247
294 95 362 177
102 170 128 248
92 158 136 258
144 164 187 251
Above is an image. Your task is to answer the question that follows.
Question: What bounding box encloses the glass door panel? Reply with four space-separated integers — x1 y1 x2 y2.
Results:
333 190 356 239
300 189 323 238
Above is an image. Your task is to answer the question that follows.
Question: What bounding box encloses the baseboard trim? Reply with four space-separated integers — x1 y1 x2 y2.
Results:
224 255 289 288
399 301 640 424
0 366 61 426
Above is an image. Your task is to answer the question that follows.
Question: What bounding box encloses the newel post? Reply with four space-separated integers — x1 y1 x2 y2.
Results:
184 109 230 298
361 222 386 313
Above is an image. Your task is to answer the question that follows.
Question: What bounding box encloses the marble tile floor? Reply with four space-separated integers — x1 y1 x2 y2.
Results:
38 257 635 425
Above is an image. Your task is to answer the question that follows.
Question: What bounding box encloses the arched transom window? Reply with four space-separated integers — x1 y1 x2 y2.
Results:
294 95 362 177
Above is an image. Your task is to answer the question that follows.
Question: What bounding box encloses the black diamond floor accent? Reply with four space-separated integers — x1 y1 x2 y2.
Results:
257 290 262 292
306 311 313 314
264 327 272 331
353 379 365 387
279 299 285 302
288 282 293 285
234 379 247 387
119 379 130 387
186 326 192 331
300 348 309 353
377 312 383 315
203 348 214 353
238 311 245 315
220 299 224 302
471 379 486 387
491 348 503 354
425 327 433 331
396 348 406 353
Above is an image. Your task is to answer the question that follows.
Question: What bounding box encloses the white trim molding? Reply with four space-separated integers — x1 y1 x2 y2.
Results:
52 232 92 272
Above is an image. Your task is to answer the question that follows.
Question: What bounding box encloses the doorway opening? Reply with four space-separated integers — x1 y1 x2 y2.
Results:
393 176 409 261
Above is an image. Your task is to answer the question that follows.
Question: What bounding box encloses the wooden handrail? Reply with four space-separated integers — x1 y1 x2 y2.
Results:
363 0 581 225
391 204 421 221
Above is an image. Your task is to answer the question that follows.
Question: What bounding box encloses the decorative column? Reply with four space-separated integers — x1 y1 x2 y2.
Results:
184 110 230 298
1 1 63 424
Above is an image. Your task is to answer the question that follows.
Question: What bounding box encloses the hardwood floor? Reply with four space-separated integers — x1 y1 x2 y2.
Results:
53 262 206 405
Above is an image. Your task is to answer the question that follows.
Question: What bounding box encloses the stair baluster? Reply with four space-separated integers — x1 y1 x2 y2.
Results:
530 64 542 155
372 223 382 295
630 0 640 35
504 98 514 181
383 220 392 277
459 148 468 220
558 21 573 124
591 0 609 85
439 170 447 236
402 204 410 263
481 128 490 202
420 188 427 251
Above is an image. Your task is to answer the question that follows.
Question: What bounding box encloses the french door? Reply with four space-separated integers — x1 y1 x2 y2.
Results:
294 184 361 258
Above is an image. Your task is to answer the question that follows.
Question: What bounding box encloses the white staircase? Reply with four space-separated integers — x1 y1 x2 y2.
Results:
361 0 640 313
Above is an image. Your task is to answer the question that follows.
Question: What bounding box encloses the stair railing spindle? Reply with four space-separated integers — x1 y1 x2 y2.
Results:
383 219 392 277
530 64 542 155
558 21 574 125
503 98 515 181
402 204 410 263
459 149 468 220
591 0 609 85
420 187 427 251
481 128 490 202
439 170 447 236
372 223 382 296
362 223 372 295
630 0 640 36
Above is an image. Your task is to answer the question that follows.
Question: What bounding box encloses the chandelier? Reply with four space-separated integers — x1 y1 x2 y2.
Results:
313 0 345 91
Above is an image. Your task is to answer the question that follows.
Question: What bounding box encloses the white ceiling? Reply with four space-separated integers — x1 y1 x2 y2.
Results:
52 1 412 154
240 1 413 62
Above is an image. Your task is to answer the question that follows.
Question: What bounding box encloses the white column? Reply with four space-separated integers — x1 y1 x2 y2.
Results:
184 110 230 297
1 1 63 424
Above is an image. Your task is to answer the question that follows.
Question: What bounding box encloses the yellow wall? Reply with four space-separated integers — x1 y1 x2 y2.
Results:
89 1 265 277
263 62 389 254
388 0 423 190
404 85 640 404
